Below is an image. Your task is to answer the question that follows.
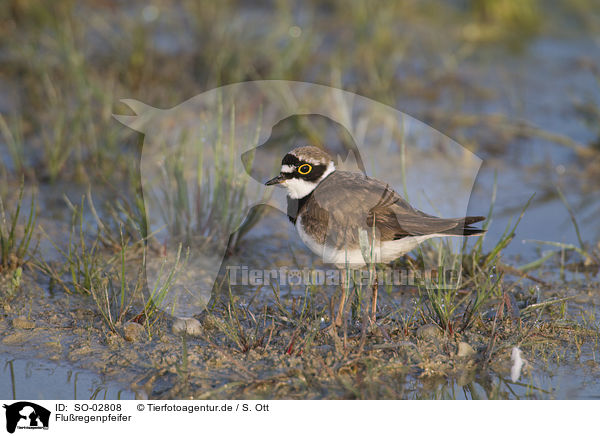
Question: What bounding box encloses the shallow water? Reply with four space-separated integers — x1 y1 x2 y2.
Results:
462 37 600 258
0 354 135 400
412 363 600 400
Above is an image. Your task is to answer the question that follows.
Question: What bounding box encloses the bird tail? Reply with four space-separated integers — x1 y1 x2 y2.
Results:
440 216 486 236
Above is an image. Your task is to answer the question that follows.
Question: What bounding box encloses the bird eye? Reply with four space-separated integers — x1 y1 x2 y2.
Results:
298 164 312 175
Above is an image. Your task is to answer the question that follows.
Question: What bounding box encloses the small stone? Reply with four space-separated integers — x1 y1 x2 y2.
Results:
457 342 476 358
12 316 35 330
123 321 145 342
172 317 203 337
416 324 443 341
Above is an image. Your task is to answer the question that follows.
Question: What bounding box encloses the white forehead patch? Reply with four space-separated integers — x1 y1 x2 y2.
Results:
281 164 295 173
290 156 323 165
305 157 323 165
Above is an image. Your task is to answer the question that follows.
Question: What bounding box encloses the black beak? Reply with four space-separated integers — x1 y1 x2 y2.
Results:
265 174 286 186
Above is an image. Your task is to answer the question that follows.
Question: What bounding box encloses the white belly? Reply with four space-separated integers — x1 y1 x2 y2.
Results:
295 216 442 267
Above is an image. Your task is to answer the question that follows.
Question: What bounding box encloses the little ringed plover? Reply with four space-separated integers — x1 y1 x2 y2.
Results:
265 145 485 325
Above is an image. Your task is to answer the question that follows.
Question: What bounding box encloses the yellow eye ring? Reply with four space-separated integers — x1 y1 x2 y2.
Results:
298 164 312 175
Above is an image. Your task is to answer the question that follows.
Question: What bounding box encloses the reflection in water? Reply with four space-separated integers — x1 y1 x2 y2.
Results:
1 356 134 400
412 373 554 400
409 355 600 400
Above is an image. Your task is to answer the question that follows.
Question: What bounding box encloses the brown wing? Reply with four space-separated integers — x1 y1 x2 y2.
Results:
313 171 485 243
368 183 485 238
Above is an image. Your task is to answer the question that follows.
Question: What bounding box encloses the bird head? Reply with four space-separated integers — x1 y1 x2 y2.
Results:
265 146 336 199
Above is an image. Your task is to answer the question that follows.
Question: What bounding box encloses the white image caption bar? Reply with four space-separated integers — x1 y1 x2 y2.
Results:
3 400 596 435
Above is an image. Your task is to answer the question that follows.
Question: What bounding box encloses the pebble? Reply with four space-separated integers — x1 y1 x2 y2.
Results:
123 321 146 342
457 342 476 358
12 317 35 330
172 317 203 337
416 324 443 341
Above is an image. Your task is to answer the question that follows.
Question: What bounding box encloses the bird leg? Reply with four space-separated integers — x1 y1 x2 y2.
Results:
370 270 378 325
334 269 349 327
